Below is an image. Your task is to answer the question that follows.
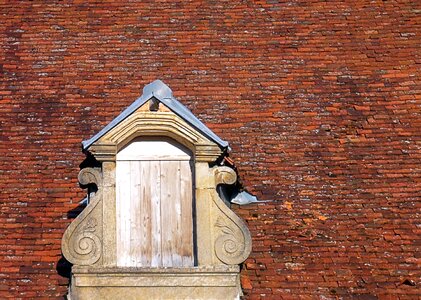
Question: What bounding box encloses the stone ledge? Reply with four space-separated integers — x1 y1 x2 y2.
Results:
70 266 241 299
73 265 239 274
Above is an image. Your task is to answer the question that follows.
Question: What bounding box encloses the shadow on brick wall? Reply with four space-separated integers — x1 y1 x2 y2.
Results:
55 200 86 298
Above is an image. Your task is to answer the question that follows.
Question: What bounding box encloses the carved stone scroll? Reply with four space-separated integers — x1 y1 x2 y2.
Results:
62 168 103 266
212 167 252 265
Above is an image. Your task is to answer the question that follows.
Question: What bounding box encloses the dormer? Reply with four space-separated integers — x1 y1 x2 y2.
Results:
61 80 252 299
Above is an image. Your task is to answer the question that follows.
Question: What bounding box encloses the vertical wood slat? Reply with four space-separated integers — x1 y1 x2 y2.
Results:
180 160 194 266
150 161 161 267
130 161 141 266
160 161 174 266
139 161 152 266
116 161 131 267
173 161 183 266
174 161 183 266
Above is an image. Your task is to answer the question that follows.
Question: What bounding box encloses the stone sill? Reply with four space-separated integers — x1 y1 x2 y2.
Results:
73 265 239 275
72 265 240 288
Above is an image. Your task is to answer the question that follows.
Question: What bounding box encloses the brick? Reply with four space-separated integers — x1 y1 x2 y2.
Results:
1 1 421 299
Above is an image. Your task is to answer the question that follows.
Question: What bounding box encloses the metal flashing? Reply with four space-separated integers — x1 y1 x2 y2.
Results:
82 80 229 150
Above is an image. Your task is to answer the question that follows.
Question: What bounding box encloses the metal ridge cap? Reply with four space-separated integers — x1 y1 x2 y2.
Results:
81 93 150 150
159 95 229 149
81 79 229 151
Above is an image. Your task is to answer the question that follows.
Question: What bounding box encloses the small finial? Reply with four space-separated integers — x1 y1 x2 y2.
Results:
143 80 173 99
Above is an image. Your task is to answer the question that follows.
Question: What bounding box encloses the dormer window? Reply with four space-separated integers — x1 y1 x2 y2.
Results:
61 80 252 299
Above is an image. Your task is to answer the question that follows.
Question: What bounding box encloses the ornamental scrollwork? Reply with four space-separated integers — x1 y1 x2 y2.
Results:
78 167 102 187
67 217 101 265
62 167 103 266
214 216 250 265
214 166 237 186
212 166 252 265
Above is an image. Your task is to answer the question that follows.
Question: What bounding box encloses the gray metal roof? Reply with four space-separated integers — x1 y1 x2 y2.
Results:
82 80 229 150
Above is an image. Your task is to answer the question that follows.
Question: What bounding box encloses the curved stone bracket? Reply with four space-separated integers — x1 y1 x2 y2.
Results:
212 166 252 265
62 168 103 266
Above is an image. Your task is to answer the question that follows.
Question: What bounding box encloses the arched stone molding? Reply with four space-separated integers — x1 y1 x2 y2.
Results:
89 111 222 163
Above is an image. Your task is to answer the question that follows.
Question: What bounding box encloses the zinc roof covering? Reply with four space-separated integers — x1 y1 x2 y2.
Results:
82 80 229 151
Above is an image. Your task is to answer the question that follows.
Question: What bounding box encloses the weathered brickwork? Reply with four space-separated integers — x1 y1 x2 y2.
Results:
0 1 420 299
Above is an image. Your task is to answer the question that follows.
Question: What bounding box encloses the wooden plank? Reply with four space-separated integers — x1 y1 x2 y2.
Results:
130 161 141 266
119 156 191 161
160 161 179 266
116 160 131 267
159 160 171 267
172 161 183 266
180 160 194 266
149 161 162 267
139 161 152 266
117 139 191 161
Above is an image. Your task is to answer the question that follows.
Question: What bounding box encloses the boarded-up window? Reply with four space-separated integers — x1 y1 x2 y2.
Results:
116 138 194 267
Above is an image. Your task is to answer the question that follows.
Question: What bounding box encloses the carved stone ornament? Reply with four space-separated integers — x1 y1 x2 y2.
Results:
213 167 252 265
62 168 103 266
61 80 252 299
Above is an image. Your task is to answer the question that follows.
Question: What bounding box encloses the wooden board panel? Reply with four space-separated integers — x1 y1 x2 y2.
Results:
149 161 162 267
180 160 194 266
139 161 152 266
116 161 131 267
160 161 177 266
116 140 194 268
117 138 191 161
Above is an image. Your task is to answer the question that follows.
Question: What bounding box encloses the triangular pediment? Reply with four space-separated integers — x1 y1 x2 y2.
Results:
82 80 228 151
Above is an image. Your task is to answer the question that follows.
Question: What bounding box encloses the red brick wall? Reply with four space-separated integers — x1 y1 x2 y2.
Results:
1 1 420 299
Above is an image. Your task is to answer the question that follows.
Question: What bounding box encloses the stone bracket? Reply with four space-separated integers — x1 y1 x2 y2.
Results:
62 168 104 266
212 167 252 265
